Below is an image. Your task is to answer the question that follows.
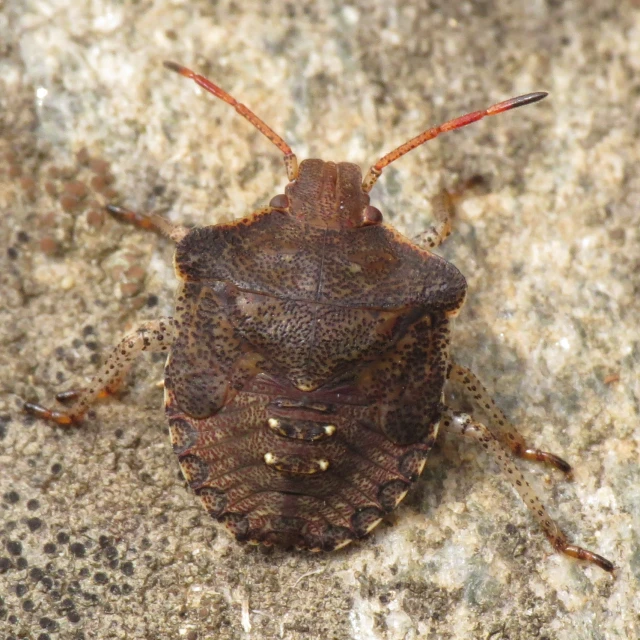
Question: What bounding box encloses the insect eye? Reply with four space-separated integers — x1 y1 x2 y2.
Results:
269 194 289 210
362 205 383 226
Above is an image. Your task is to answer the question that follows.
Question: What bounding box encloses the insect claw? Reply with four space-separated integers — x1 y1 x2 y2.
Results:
23 402 75 426
106 204 188 242
106 204 155 230
562 544 616 574
523 449 573 475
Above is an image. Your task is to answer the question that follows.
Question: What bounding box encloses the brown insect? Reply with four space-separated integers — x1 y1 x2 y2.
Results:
25 61 613 573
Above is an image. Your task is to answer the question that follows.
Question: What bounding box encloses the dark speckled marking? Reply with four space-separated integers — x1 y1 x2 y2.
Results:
378 479 410 512
223 513 250 540
195 487 227 517
168 417 198 454
177 454 209 488
352 507 384 537
398 449 429 482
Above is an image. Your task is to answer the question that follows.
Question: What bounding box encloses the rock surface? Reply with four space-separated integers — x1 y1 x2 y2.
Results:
1 1 638 638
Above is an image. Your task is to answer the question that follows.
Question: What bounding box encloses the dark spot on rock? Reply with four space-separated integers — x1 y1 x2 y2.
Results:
38 634 51 640
40 616 59 631
27 499 40 510
44 543 57 555
4 491 19 504
98 535 110 548
27 517 43 532
70 542 86 558
29 567 44 582
79 567 90 578
22 599 35 612
17 231 29 243
122 583 133 594
114 429 124 439
94 571 108 584
41 576 53 590
6 540 22 556
68 610 81 624
121 561 134 576
0 557 12 573
104 545 118 560
7 246 18 260
15 583 28 597
146 294 159 307
85 341 98 351
109 584 121 595
51 463 63 475
72 338 83 349
82 325 94 336
68 580 81 594
57 532 70 544
16 557 27 569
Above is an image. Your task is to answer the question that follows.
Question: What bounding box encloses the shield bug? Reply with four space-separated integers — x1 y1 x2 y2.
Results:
25 61 614 573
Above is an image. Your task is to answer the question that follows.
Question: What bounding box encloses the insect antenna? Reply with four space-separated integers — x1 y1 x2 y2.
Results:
163 61 299 181
362 92 548 192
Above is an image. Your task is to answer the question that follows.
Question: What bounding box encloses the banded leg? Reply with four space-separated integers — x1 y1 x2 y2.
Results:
106 205 189 243
441 407 614 573
24 318 175 425
414 191 453 250
447 363 572 474
414 176 486 250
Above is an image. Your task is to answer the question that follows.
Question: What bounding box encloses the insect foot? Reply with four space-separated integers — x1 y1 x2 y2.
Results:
439 403 614 574
24 320 175 424
24 61 613 574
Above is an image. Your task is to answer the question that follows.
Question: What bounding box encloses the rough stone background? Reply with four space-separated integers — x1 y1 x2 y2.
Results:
1 1 639 639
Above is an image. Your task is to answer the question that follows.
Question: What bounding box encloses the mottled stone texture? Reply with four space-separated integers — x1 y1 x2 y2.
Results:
1 1 638 638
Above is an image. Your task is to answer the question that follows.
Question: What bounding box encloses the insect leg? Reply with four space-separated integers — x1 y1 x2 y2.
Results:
24 318 175 425
106 205 189 243
447 363 572 475
414 177 486 251
413 191 453 249
440 407 614 573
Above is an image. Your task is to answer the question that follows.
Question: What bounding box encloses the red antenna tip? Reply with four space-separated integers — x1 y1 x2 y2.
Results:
163 61 190 77
486 91 548 116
